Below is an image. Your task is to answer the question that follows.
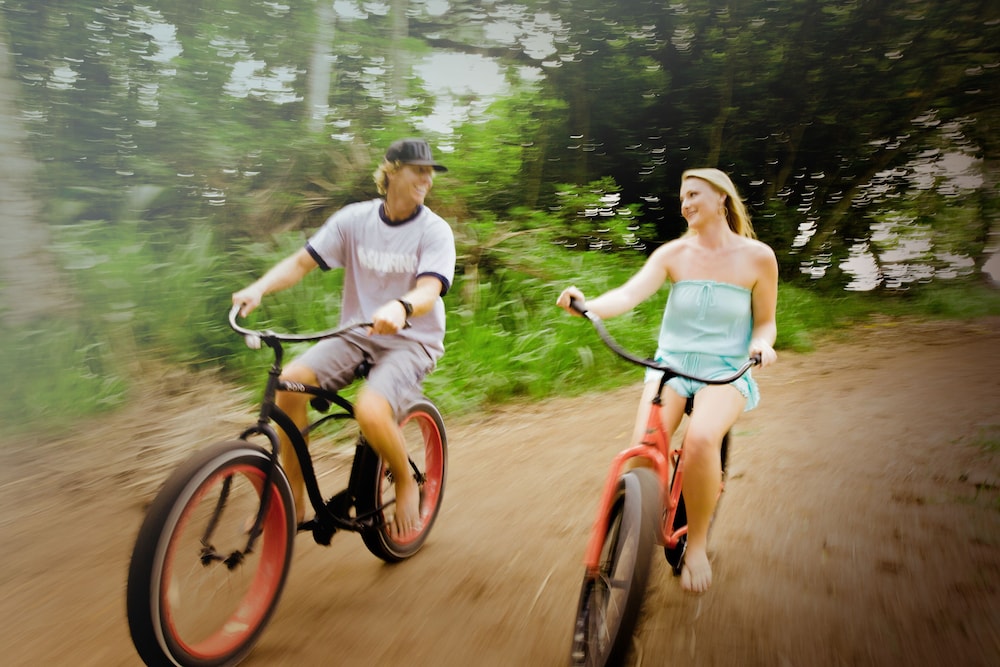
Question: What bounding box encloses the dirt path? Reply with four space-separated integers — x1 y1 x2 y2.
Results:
2 317 999 666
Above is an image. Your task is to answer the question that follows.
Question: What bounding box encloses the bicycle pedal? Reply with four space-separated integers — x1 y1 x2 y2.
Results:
307 520 336 546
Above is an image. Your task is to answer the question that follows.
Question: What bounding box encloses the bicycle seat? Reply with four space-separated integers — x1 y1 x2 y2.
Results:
354 359 373 379
307 360 372 414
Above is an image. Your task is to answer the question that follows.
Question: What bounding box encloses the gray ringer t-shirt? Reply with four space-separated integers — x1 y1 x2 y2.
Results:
306 199 456 358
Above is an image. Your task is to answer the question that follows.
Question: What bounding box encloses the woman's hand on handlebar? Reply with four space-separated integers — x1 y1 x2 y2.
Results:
749 339 777 368
557 286 587 316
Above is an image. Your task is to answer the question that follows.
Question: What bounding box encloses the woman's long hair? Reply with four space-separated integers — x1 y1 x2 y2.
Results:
681 168 756 239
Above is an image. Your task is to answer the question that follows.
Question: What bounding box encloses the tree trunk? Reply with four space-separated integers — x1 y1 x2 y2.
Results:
307 1 337 133
0 15 72 324
390 0 408 104
975 155 1000 286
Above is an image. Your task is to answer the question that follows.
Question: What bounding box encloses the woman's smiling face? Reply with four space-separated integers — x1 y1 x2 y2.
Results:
680 177 725 227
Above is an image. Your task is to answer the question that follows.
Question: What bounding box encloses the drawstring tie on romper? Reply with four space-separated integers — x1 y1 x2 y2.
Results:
696 282 716 321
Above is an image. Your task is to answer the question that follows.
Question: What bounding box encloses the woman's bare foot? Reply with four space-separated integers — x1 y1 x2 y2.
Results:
680 548 712 593
389 479 423 540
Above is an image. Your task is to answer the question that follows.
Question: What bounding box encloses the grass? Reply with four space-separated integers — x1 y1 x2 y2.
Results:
4 222 1000 435
969 425 1000 454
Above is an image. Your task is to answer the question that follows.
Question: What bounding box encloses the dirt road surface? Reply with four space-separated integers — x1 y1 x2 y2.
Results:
2 317 999 666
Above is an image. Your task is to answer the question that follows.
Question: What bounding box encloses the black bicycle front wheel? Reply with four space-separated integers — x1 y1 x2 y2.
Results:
356 399 447 562
126 440 296 667
570 468 660 667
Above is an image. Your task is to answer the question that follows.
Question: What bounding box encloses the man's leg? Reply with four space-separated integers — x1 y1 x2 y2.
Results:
274 362 317 524
354 386 422 538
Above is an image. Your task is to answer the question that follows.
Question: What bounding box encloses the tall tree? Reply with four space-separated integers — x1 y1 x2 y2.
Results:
511 0 1000 287
0 10 70 322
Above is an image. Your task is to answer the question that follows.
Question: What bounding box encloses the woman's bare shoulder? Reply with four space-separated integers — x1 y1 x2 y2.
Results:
744 237 779 276
651 236 692 258
741 236 777 258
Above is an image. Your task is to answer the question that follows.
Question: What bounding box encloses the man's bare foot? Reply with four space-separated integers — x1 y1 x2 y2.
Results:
388 480 423 540
680 548 712 594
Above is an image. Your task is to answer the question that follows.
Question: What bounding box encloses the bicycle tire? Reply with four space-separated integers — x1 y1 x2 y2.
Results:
127 440 296 667
356 399 447 562
570 468 660 667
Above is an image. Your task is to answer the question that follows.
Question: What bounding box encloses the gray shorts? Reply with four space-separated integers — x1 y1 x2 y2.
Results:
295 329 436 417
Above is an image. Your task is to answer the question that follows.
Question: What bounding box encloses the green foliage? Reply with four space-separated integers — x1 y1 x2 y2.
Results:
968 425 1000 455
0 319 128 430
547 177 653 252
9 207 1000 435
3 0 1000 435
427 244 662 413
443 88 569 215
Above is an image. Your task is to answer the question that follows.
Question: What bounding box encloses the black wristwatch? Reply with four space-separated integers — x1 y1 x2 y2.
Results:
396 299 414 317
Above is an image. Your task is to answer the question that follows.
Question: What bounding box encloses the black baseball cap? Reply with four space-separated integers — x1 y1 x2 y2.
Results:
385 138 448 172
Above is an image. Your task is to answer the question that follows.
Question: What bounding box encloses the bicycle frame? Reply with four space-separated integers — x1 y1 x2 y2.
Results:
582 374 681 574
229 306 383 545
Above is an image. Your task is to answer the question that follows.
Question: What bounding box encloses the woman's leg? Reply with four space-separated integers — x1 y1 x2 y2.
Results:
679 385 746 593
628 381 688 448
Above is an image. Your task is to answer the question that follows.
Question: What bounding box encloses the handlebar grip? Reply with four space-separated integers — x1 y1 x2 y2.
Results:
750 352 762 365
569 297 587 315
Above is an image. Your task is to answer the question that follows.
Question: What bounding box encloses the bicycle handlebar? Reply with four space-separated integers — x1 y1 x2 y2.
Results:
228 305 371 350
568 298 758 385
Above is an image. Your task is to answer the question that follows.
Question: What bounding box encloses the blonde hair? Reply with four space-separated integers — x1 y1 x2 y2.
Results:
681 168 755 239
372 160 402 196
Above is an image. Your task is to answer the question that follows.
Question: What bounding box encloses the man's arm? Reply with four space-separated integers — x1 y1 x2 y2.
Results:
232 247 318 316
369 275 444 335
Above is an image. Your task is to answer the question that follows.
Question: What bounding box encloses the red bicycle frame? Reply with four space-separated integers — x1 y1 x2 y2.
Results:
583 386 688 574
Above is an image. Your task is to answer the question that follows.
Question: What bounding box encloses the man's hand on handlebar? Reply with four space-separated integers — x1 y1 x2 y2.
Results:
369 299 409 336
232 286 264 318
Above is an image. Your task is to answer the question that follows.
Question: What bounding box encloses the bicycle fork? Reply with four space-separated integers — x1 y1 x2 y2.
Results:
583 446 670 573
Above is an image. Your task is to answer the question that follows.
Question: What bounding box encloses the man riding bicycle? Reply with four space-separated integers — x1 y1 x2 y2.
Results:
232 138 455 539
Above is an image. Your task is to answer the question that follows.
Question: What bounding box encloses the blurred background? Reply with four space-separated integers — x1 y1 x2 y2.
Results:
2 0 998 432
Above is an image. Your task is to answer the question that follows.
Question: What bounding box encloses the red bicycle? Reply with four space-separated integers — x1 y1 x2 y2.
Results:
567 300 757 667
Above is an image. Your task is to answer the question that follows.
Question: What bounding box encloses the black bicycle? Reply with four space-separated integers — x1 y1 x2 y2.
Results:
126 306 447 667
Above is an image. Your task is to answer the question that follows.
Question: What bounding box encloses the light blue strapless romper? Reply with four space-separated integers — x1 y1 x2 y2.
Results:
643 280 760 411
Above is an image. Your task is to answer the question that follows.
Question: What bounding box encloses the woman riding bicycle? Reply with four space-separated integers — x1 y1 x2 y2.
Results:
558 168 778 593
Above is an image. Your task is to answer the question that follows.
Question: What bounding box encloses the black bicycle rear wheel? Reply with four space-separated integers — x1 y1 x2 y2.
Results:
356 399 447 562
126 440 295 667
570 468 660 667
